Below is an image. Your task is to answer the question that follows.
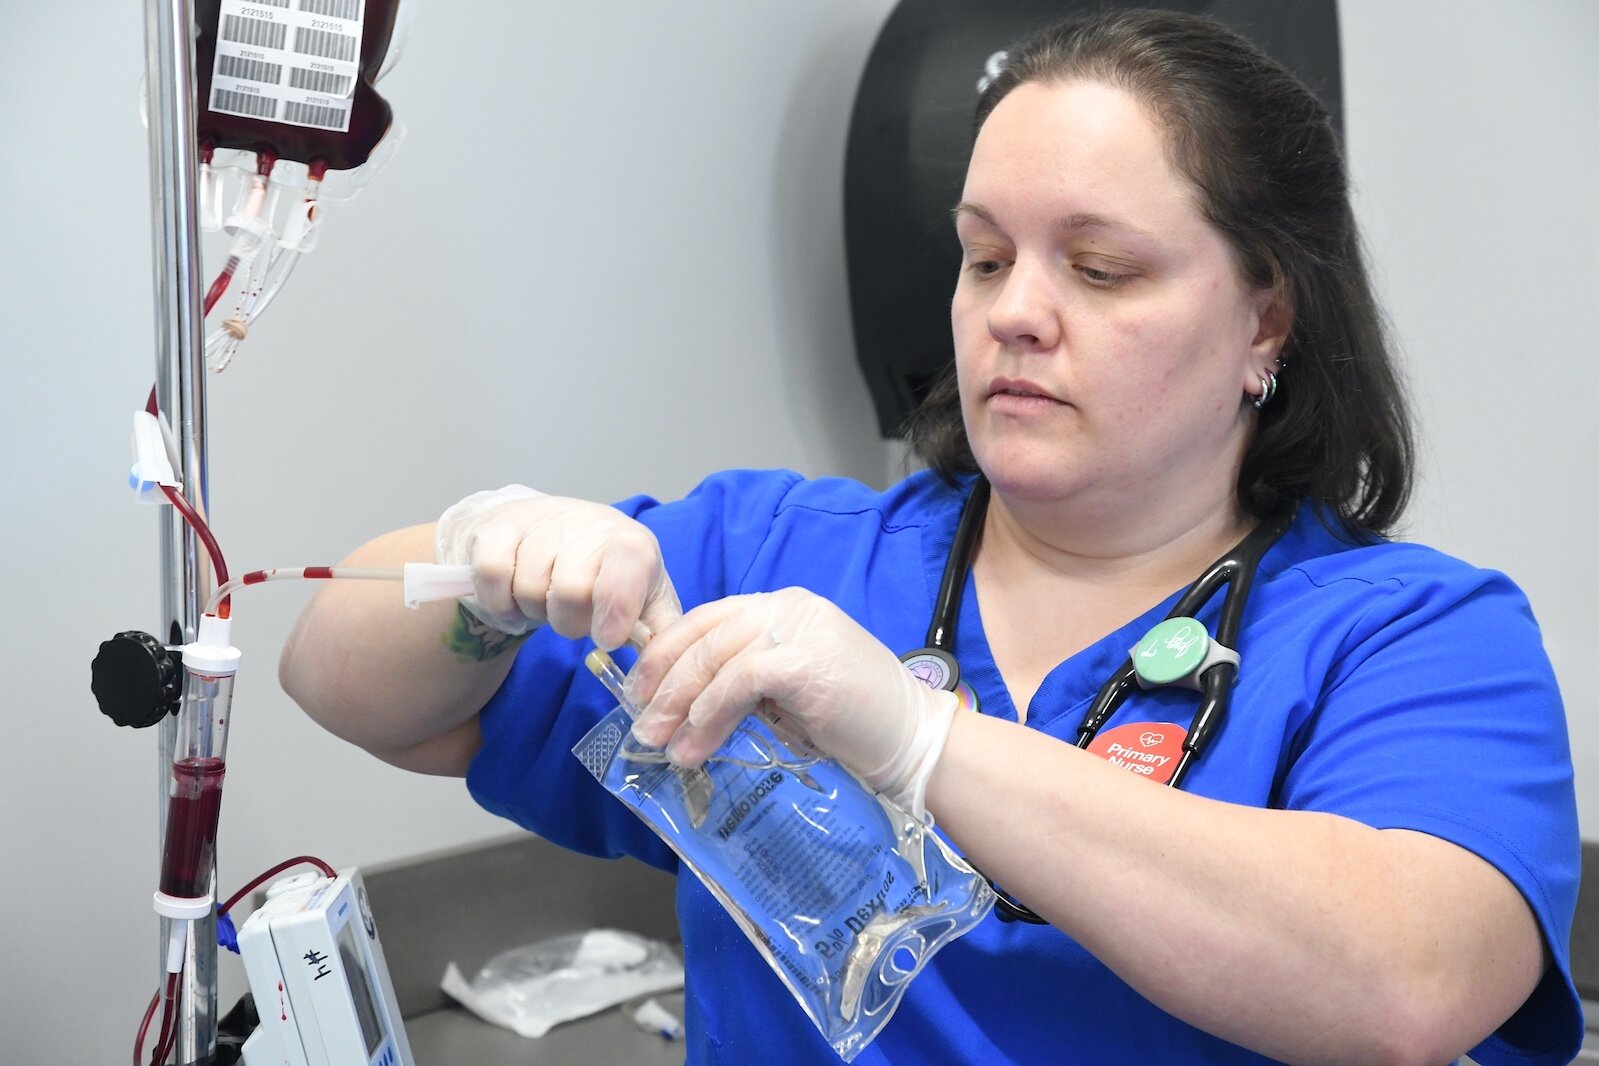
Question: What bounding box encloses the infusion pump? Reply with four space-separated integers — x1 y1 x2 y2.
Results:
239 869 414 1066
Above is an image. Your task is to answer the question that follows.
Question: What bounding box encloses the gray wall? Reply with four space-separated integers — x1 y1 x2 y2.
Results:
0 1 1593 1061
1341 0 1599 812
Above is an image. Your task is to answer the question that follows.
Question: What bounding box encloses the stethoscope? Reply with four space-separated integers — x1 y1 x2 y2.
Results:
898 478 1295 923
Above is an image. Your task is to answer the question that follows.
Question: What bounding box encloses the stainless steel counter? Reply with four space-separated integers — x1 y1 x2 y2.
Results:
405 991 686 1065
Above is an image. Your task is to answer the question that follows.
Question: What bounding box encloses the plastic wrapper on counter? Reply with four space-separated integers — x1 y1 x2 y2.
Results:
440 929 683 1038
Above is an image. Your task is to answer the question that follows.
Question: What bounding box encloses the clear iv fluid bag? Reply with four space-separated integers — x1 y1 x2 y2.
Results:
194 0 409 171
576 711 995 1060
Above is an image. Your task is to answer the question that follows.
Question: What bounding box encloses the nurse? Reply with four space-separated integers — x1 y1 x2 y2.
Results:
281 10 1581 1064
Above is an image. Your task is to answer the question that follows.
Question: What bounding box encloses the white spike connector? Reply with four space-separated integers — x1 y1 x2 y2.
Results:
183 613 241 677
402 563 476 609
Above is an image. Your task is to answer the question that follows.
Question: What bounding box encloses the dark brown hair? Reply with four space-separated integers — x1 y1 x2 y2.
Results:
904 8 1414 536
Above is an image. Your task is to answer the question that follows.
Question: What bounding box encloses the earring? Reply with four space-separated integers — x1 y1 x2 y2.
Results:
1251 370 1278 410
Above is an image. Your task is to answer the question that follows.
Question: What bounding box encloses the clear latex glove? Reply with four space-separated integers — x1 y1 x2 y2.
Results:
435 485 681 648
625 588 959 818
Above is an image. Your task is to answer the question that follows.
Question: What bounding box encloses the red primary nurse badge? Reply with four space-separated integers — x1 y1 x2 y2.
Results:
1085 721 1186 784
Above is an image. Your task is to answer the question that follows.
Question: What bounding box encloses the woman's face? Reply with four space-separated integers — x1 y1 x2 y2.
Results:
952 79 1285 519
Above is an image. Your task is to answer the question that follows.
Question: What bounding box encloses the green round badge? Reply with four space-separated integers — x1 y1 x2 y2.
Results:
1132 617 1210 687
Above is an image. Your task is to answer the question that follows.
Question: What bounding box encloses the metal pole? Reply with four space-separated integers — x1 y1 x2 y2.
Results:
142 0 215 1061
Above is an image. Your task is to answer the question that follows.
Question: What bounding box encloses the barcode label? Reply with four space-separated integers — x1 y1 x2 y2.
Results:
282 100 346 128
293 26 357 62
289 66 351 96
211 87 278 119
300 0 359 18
222 13 287 50
208 0 364 134
219 53 284 84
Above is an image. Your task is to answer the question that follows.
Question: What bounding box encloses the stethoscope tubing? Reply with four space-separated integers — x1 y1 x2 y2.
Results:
925 477 989 651
922 478 1294 923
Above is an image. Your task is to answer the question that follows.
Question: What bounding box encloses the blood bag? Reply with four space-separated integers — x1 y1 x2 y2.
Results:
136 0 420 371
194 0 413 172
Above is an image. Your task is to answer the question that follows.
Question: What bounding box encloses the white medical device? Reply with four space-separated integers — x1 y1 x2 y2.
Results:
238 868 414 1066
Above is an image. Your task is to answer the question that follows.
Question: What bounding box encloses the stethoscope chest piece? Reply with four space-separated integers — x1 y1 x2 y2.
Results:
900 647 980 714
1131 616 1239 692
900 646 960 692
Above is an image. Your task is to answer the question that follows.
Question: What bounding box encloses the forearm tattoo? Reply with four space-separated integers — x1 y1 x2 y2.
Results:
442 604 530 663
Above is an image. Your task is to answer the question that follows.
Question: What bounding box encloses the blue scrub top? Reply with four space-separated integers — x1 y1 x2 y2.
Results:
468 469 1582 1065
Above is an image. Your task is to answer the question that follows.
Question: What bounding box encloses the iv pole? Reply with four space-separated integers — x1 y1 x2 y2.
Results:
143 0 216 1060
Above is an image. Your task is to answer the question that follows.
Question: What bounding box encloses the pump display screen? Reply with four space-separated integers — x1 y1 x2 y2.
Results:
336 919 386 1056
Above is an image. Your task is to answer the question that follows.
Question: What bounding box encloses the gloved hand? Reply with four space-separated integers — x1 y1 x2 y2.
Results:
625 588 959 818
435 485 681 649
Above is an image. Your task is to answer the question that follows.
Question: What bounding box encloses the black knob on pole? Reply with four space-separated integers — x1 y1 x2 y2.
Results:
91 630 183 728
